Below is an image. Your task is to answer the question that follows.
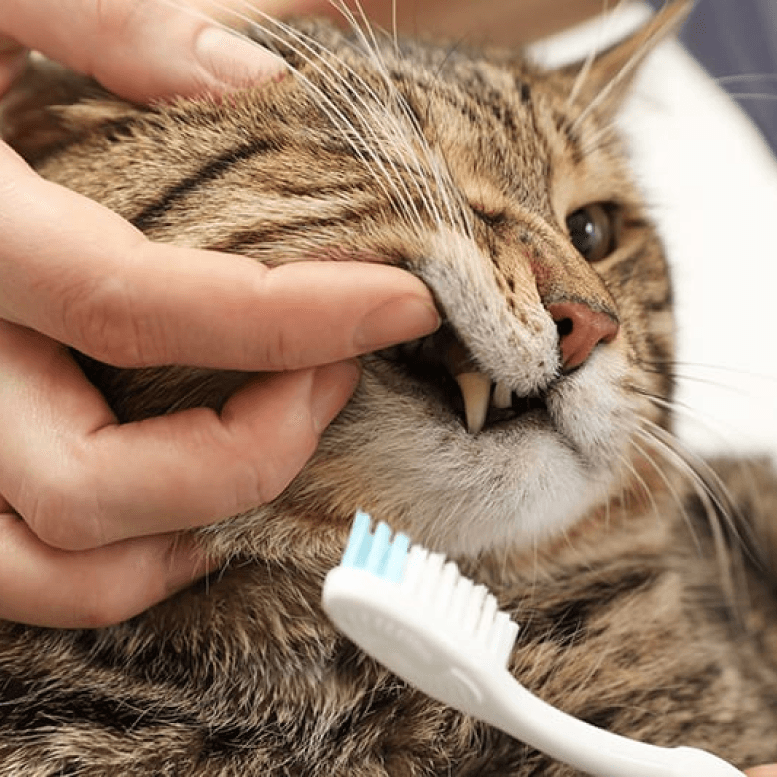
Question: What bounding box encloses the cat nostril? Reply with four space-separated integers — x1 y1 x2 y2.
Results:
555 317 574 338
547 302 619 372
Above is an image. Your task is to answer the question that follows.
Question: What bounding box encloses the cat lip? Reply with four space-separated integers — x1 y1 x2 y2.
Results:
376 322 548 434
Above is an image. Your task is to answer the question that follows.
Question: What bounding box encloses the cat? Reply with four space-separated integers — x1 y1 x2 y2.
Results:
2 1 777 774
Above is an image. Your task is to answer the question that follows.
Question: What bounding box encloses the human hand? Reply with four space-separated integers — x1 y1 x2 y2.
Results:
747 767 777 776
0 0 439 629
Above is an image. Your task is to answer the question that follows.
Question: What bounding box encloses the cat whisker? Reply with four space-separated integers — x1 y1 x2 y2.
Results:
566 0 626 106
322 1 474 239
571 0 675 133
639 417 740 530
577 118 621 157
313 0 472 237
627 435 704 554
629 383 735 444
242 6 436 228
164 0 444 233
161 1 406 213
633 420 756 610
199 0 474 241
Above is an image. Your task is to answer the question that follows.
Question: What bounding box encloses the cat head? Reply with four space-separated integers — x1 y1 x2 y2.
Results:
2 1 690 560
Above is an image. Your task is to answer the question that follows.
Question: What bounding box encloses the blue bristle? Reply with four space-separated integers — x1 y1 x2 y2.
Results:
365 522 391 572
341 511 410 583
341 510 372 569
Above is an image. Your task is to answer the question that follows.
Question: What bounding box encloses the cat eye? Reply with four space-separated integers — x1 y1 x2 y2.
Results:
566 204 618 263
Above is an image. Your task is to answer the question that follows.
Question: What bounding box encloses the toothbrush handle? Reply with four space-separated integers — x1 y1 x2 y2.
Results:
466 667 745 777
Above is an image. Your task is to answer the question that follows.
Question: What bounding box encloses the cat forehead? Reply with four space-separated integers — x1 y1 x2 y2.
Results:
261 37 592 202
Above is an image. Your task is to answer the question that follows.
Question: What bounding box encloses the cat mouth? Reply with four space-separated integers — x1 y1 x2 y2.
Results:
377 323 548 434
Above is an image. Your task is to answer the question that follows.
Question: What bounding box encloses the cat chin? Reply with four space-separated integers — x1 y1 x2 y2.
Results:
398 446 616 557
270 358 634 558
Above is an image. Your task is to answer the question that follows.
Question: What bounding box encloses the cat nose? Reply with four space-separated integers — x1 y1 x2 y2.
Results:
547 302 619 371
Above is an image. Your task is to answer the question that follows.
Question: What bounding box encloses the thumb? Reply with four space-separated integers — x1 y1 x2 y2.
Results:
1 0 286 103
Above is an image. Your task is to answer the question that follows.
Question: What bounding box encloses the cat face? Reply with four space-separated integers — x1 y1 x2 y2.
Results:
9 3 688 558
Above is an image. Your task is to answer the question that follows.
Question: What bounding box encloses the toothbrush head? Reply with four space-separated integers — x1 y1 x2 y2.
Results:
323 511 519 713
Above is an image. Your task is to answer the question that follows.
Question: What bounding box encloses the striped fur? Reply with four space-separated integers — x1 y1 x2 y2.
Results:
2 2 777 773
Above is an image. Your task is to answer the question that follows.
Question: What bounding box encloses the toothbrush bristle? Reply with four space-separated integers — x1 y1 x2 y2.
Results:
402 544 519 665
342 510 410 584
340 512 519 666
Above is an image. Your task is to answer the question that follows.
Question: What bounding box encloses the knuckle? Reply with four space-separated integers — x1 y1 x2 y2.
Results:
89 0 151 44
60 276 150 367
248 326 290 373
265 325 305 373
24 464 105 552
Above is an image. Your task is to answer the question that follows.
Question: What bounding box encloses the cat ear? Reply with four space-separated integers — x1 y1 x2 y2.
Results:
0 57 138 164
552 0 692 117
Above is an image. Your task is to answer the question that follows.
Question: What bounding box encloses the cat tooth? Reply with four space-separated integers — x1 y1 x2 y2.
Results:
455 372 491 435
491 381 512 409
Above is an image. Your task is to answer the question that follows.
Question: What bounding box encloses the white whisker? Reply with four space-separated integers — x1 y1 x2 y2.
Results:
571 2 666 133
317 0 468 236
628 436 703 553
634 425 741 606
163 0 443 231
567 0 622 106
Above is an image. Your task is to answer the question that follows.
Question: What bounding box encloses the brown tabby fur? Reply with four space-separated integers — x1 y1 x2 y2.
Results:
2 2 777 774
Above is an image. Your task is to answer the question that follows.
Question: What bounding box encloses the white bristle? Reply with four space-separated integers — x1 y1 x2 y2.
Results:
419 552 446 605
434 561 461 613
450 575 474 628
497 615 520 664
401 545 427 594
463 584 488 634
475 593 498 645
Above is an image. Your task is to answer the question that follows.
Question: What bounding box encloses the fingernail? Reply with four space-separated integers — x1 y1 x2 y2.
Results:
354 296 441 353
195 27 287 89
310 361 362 434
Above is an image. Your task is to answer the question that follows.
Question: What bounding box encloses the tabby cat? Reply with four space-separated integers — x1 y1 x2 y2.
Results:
2 1 777 774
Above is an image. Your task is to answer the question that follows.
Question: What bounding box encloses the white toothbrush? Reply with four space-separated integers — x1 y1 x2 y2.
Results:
322 511 745 777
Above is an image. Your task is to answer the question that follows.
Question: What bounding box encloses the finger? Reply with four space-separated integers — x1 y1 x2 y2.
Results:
746 768 777 777
1 0 286 102
0 321 360 550
0 512 209 628
0 146 439 370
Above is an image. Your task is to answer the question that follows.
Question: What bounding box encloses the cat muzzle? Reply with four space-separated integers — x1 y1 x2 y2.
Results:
379 323 547 435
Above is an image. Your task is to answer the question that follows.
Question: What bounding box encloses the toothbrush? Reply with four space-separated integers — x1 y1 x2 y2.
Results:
322 511 745 777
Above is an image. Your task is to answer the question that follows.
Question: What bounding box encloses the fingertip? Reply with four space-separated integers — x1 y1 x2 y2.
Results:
92 7 288 103
353 294 441 354
194 26 287 93
310 360 362 435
